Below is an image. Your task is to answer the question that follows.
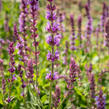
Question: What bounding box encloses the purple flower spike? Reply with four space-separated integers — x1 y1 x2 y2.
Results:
46 0 60 107
53 85 61 107
95 89 106 109
105 18 109 48
67 58 78 90
29 0 39 11
70 14 76 51
27 59 34 82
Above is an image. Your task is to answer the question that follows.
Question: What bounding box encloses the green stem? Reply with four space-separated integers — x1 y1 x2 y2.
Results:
49 81 52 109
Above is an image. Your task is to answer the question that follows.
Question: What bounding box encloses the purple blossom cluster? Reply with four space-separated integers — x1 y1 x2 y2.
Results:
85 3 93 37
1 0 109 108
29 0 39 12
70 14 76 51
53 85 61 107
18 64 26 96
19 0 29 56
46 0 60 80
57 12 65 38
19 0 27 32
14 24 25 59
85 2 93 51
105 18 109 48
46 22 59 33
77 15 82 48
46 35 60 46
27 59 34 83
0 59 6 96
46 72 59 80
66 58 78 89
90 73 95 99
8 42 15 74
29 0 39 86
96 89 106 109
100 2 108 33
7 42 16 103
47 50 59 62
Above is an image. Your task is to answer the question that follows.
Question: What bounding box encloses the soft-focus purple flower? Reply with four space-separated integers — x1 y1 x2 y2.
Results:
19 0 27 33
18 64 26 96
95 89 106 109
47 50 59 62
0 38 5 44
52 22 59 33
46 11 57 21
78 15 82 47
85 3 90 17
100 2 107 32
7 97 11 103
0 58 3 64
66 58 78 89
105 18 109 48
8 67 15 73
53 85 61 107
47 51 52 61
21 92 24 96
70 14 77 51
46 21 51 32
8 42 15 74
2 79 6 94
46 72 59 80
54 50 59 60
54 35 61 46
22 83 26 88
29 0 39 11
26 59 34 82
8 42 14 54
47 4 56 11
57 12 65 38
90 73 95 99
47 35 60 46
46 22 59 33
70 35 77 50
70 14 75 36
86 18 93 36
0 59 6 95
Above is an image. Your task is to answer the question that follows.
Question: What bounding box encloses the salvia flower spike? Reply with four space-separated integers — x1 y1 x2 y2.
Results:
8 42 15 103
96 89 106 109
29 0 39 87
70 14 76 51
46 0 60 108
